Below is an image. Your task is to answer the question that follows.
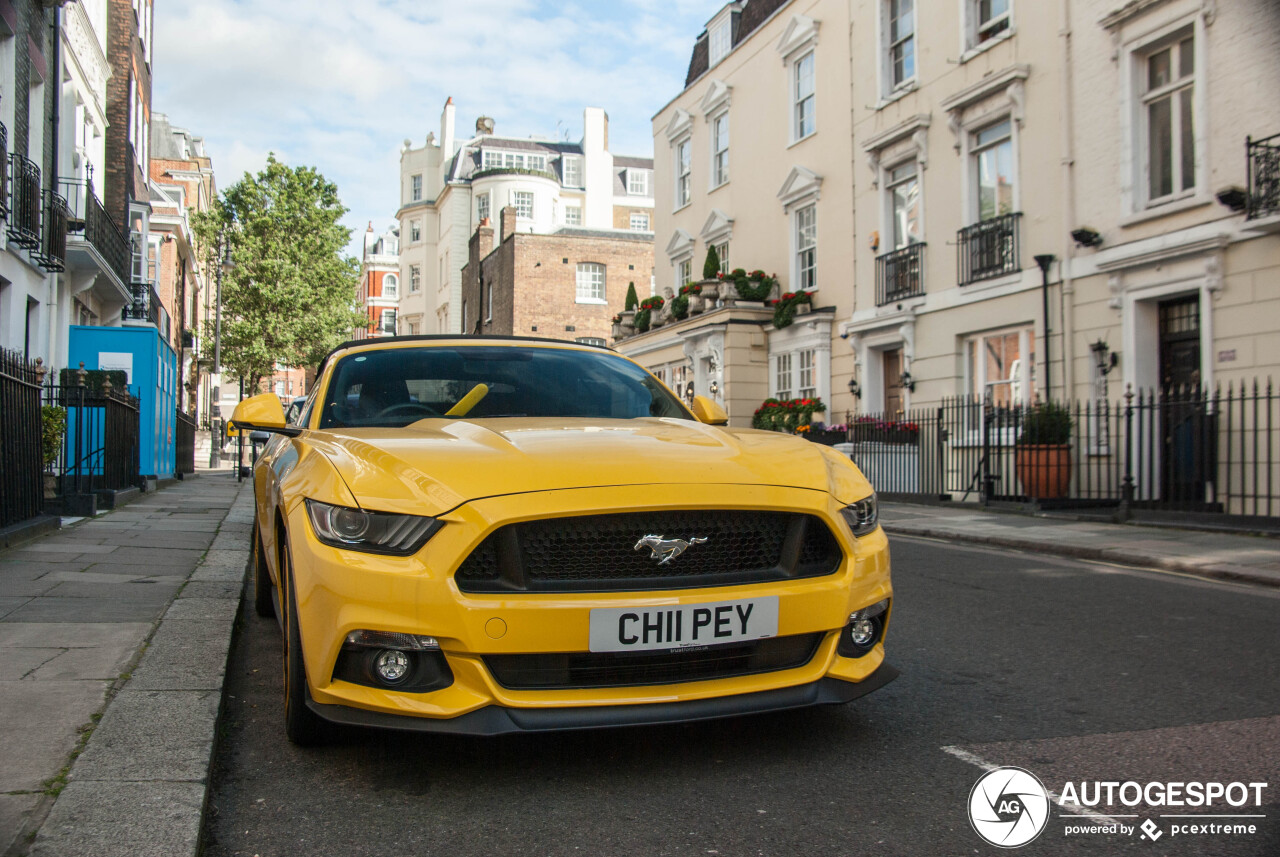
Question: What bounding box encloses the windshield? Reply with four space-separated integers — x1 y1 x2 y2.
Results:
318 345 691 429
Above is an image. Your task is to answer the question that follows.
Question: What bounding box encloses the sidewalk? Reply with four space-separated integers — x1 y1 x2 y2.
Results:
0 470 251 857
880 501 1280 587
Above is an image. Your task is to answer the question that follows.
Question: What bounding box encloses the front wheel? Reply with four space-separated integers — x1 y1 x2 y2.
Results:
280 534 327 746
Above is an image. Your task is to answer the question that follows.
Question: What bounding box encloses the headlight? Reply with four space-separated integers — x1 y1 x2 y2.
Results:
305 499 441 555
840 494 879 537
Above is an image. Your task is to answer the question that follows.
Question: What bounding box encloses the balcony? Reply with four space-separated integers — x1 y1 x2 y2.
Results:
0 123 8 221
35 189 69 272
876 242 926 306
7 154 41 250
122 278 171 340
1247 134 1280 221
957 212 1021 286
60 178 132 288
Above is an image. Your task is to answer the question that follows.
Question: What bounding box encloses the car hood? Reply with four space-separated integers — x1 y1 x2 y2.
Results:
305 417 871 517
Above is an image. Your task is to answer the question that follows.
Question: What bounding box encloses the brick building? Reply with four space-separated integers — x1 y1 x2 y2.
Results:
462 207 653 345
355 223 400 339
104 0 152 240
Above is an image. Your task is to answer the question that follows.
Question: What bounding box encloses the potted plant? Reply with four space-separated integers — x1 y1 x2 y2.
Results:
751 397 826 433
42 405 66 497
611 314 625 340
620 282 639 330
772 290 813 329
670 293 690 321
634 307 651 333
680 282 704 314
734 269 775 304
1015 402 1073 500
703 245 721 281
640 295 665 329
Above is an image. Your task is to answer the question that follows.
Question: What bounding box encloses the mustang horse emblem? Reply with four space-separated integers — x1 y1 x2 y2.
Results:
634 534 708 565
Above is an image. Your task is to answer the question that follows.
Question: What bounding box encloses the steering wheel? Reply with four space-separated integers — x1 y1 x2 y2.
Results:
373 402 441 419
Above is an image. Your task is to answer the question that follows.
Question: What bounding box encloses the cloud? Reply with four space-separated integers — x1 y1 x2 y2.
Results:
154 0 714 252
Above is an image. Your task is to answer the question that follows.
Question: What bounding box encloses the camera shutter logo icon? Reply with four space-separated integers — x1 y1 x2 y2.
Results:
968 766 1051 848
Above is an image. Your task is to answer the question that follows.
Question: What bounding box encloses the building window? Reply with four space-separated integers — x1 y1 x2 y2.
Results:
410 220 421 243
477 191 490 223
793 52 815 141
483 150 502 168
886 161 921 248
775 352 793 399
410 265 421 292
968 0 1010 48
711 112 729 187
798 349 816 398
715 241 729 274
795 204 817 291
513 191 534 219
383 274 398 298
565 205 582 226
380 309 398 336
885 0 916 92
676 258 692 289
562 155 581 187
675 139 691 208
972 119 1014 221
576 262 606 303
630 211 650 231
411 174 422 202
709 19 731 67
966 327 1035 406
628 169 650 196
407 322 419 335
525 154 546 172
1141 32 1195 205
575 337 607 347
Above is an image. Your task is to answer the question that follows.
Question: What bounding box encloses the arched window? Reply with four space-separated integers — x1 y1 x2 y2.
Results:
383 274 398 298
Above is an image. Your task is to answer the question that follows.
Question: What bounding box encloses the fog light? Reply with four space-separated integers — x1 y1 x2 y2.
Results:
850 617 877 646
374 649 411 684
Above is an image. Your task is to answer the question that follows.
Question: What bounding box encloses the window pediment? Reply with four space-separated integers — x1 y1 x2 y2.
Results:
776 14 820 63
665 108 693 142
777 166 823 210
700 209 734 243
700 79 732 118
665 228 695 260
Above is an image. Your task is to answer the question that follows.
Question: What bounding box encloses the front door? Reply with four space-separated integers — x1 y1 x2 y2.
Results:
1157 295 1212 507
882 348 904 417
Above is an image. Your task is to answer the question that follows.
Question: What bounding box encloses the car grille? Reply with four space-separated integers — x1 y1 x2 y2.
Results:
454 510 843 593
483 633 824 690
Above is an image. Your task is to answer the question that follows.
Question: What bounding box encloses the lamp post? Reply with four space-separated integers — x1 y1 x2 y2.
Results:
1035 254 1056 402
209 231 234 468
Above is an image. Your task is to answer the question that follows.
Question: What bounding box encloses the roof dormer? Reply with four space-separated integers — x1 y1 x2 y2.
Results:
706 2 743 68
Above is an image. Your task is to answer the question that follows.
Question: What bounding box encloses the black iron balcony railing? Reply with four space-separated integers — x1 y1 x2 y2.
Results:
957 211 1022 286
1247 133 1280 221
7 153 41 249
36 189 69 272
876 242 926 306
0 122 9 221
60 178 132 284
123 279 162 329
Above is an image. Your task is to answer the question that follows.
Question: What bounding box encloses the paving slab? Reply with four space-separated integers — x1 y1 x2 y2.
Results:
70 689 221 782
29 781 205 857
0 647 60 680
0 622 151 649
0 794 41 857
0 596 30 620
86 546 205 567
1 596 172 624
0 680 109 792
25 645 141 682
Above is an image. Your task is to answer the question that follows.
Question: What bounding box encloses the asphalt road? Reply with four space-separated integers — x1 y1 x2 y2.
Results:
202 537 1280 856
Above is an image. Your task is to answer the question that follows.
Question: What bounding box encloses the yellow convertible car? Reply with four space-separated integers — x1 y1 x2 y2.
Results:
230 336 895 744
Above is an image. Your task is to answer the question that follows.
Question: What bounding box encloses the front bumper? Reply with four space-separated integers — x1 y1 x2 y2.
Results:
285 483 893 725
307 665 900 735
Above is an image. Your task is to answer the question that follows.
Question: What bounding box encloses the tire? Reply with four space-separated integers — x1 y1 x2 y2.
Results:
280 535 327 746
252 521 275 618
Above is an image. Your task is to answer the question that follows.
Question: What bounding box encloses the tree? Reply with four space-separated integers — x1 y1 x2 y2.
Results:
193 154 365 393
624 282 639 311
703 244 721 280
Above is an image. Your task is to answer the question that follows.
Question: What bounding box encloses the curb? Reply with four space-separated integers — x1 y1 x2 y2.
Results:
27 483 253 857
882 525 1280 589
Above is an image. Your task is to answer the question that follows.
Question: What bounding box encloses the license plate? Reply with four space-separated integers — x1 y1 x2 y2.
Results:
588 596 779 653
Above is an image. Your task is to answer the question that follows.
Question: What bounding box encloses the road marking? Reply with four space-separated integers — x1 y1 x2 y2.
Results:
940 745 1122 826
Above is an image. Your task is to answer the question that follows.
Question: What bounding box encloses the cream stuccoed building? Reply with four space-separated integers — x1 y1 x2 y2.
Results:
395 102 655 336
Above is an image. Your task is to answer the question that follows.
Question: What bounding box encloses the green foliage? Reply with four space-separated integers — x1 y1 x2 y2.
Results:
1018 402 1073 445
703 245 721 280
751 397 827 432
670 294 690 320
624 282 639 311
41 406 65 466
192 154 365 390
772 290 813 329
639 295 664 311
634 308 652 333
731 268 776 302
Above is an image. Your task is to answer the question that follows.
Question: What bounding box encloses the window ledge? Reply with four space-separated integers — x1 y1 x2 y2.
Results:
575 298 609 305
787 130 817 150
1120 194 1212 228
875 81 919 111
958 28 1015 64
672 202 692 214
708 179 729 194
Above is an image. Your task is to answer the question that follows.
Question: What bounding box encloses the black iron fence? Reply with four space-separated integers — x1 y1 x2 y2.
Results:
876 242 926 306
1247 133 1279 221
60 177 132 284
123 279 164 331
7 153 40 249
45 370 140 502
36 189 69 272
176 409 196 475
0 349 45 529
817 381 1278 521
0 121 9 221
957 211 1021 285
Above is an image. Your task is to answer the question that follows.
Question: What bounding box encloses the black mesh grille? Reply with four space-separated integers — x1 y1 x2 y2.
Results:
455 510 842 593
484 633 824 689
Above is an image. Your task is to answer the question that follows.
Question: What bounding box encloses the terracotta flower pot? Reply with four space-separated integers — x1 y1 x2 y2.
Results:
1015 444 1071 499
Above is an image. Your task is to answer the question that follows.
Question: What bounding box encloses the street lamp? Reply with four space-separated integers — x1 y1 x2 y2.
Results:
1035 254 1056 402
209 230 235 469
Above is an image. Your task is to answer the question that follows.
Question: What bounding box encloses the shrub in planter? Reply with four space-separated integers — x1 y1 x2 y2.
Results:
634 308 651 333
42 406 66 467
625 282 639 311
772 290 813 329
1015 402 1073 499
733 268 776 302
670 294 690 320
703 245 721 280
751 396 827 432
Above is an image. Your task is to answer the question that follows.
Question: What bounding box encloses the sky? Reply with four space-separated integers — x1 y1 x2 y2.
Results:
153 0 718 255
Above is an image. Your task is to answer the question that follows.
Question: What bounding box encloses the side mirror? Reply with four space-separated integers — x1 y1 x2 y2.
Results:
690 395 728 425
229 393 301 437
